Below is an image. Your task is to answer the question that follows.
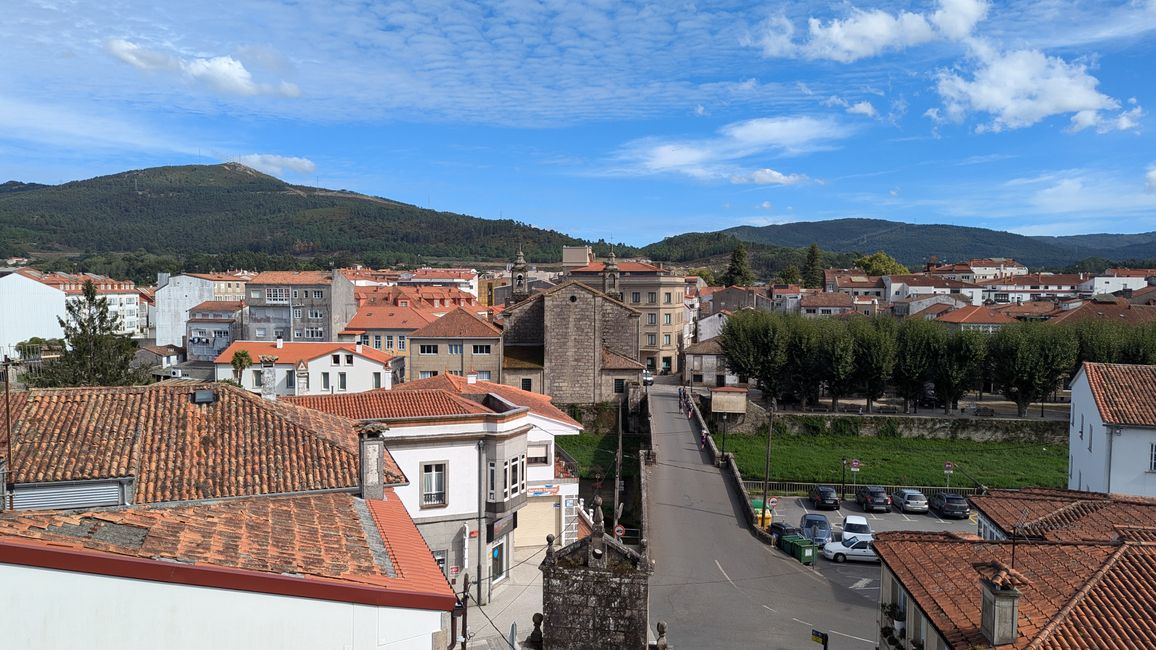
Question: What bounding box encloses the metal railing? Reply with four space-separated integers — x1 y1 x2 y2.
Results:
741 480 984 498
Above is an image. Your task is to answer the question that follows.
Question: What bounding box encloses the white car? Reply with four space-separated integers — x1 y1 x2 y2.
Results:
842 515 873 539
821 535 879 563
641 370 654 386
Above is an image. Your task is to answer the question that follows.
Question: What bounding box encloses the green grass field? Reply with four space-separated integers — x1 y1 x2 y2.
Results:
555 432 643 480
724 432 1067 489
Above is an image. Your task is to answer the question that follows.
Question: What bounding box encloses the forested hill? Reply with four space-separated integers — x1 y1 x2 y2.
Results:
0 163 611 264
721 218 1156 268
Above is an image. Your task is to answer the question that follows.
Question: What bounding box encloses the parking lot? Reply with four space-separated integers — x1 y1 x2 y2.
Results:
757 494 977 602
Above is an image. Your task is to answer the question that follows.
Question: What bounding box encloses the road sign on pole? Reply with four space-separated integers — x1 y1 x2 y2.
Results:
613 524 626 538
811 629 829 649
944 461 954 474
850 458 861 472
768 497 779 508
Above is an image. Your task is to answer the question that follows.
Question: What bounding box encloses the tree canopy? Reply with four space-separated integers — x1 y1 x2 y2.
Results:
853 250 909 276
720 243 756 287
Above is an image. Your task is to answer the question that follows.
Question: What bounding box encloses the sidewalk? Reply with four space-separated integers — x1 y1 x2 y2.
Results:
463 544 548 649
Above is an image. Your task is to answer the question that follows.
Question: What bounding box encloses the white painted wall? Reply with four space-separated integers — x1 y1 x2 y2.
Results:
0 272 66 351
0 562 443 650
697 313 727 341
526 414 580 483
1082 276 1150 295
156 275 216 347
1068 371 1156 497
387 440 482 520
213 353 391 396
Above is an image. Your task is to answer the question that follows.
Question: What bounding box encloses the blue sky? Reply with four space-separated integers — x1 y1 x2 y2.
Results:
3 1 1156 246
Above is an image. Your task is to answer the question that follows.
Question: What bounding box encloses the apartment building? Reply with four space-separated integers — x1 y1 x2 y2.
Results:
567 254 685 373
185 300 243 362
213 340 397 396
407 307 504 381
244 270 356 342
0 268 66 352
155 271 253 346
18 269 141 336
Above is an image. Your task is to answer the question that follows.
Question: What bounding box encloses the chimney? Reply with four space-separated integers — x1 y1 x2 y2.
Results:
275 336 284 349
980 571 1023 646
359 425 388 500
356 342 363 354
258 355 278 401
467 371 478 384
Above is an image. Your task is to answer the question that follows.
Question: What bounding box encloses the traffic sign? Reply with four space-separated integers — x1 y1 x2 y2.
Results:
944 461 955 474
811 629 829 648
614 524 626 538
768 497 779 507
850 458 861 472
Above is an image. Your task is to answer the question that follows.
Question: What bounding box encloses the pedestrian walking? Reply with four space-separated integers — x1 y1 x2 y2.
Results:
699 432 706 450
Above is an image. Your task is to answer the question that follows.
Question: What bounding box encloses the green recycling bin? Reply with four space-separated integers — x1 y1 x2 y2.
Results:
794 539 816 566
780 534 805 556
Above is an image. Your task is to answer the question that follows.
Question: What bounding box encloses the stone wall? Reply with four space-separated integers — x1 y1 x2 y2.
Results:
503 298 544 345
600 298 640 359
769 413 1066 443
543 289 601 403
541 556 649 649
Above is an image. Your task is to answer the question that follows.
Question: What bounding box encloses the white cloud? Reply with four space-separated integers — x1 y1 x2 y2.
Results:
731 169 807 185
612 115 847 183
232 154 316 176
758 0 988 62
106 38 298 98
847 101 877 118
1147 167 1156 192
935 45 1134 132
694 104 708 117
758 200 774 209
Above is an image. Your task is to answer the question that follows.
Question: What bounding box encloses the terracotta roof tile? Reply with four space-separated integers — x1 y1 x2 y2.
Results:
0 491 454 607
1046 297 1156 325
189 300 243 313
601 347 645 370
213 341 394 366
248 271 333 285
800 292 854 308
3 383 403 502
888 274 980 289
569 261 661 274
394 375 581 428
408 307 501 339
342 304 439 332
970 488 1156 542
937 305 1017 325
978 273 1084 287
684 338 723 355
285 388 493 419
1080 362 1156 428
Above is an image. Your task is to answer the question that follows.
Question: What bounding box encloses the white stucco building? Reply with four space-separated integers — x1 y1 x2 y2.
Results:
214 340 398 396
0 269 66 353
155 272 252 346
1067 362 1156 497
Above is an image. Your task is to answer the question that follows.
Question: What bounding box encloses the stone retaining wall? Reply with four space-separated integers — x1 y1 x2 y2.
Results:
769 413 1066 443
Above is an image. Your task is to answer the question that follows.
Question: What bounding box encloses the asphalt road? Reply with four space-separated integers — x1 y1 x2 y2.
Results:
646 381 878 650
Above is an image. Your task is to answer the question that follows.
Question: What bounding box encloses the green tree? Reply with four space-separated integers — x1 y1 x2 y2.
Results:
815 320 856 411
1070 320 1126 370
688 267 717 286
933 330 987 414
989 323 1078 417
720 310 790 405
802 243 823 289
893 319 942 413
853 250 909 276
29 280 147 387
850 317 897 412
1122 323 1156 364
720 243 756 287
784 318 822 406
231 349 254 382
776 265 802 285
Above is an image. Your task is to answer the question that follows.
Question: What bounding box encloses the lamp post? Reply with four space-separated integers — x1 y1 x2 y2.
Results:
760 407 774 530
840 457 847 500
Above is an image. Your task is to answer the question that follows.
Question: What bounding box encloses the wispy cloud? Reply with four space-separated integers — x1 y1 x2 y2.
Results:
231 154 316 176
611 115 850 183
0 95 196 154
106 39 299 97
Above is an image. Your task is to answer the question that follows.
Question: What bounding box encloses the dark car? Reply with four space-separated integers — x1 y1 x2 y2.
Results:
929 492 971 519
855 485 891 513
808 485 841 510
768 522 799 550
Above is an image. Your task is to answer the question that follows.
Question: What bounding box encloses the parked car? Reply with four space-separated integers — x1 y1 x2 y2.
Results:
808 485 841 510
821 535 879 563
799 514 832 548
641 370 654 386
892 489 929 513
929 492 971 519
855 485 891 513
842 515 873 540
768 522 798 550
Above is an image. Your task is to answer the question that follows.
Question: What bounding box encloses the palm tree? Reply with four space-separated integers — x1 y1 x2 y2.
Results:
231 350 253 382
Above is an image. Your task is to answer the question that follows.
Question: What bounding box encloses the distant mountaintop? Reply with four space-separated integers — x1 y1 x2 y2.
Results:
0 163 607 263
720 218 1156 268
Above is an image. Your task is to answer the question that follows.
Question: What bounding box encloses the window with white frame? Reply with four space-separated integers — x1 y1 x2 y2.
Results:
664 313 672 325
647 334 656 346
266 288 289 304
398 335 407 350
473 344 491 354
304 327 323 339
419 370 438 379
385 335 394 349
420 344 438 355
250 289 261 299
528 443 549 466
373 335 382 349
448 344 463 355
309 308 325 319
421 462 447 506
338 372 347 391
647 313 657 325
344 354 354 365
331 354 341 365
293 308 303 319
1150 443 1156 472
313 290 324 299
477 370 491 380
321 372 330 391
488 461 496 501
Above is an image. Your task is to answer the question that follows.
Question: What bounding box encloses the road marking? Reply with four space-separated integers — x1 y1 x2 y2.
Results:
850 578 873 590
829 629 875 644
763 604 778 613
793 618 812 626
715 560 736 588
800 501 809 514
901 514 913 522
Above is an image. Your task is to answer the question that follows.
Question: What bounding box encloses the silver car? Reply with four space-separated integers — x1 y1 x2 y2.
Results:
799 513 832 548
892 488 929 513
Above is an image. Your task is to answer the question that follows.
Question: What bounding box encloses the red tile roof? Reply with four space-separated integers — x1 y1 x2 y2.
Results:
937 305 1016 325
1 383 403 502
1046 297 1156 325
190 300 243 313
342 304 439 332
969 488 1156 542
601 347 645 370
285 388 493 420
17 269 136 294
569 261 661 274
978 273 1084 287
394 374 581 428
887 274 980 289
908 303 955 319
408 307 501 339
684 338 724 355
248 271 333 285
873 531 1155 650
800 292 854 308
1103 268 1156 278
213 341 393 366
1078 362 1156 428
186 272 256 282
0 491 455 610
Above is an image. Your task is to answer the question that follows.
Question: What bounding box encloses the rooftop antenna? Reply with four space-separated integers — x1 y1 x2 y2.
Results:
1009 506 1031 570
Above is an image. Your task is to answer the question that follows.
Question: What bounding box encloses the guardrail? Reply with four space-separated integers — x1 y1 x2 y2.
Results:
740 480 984 498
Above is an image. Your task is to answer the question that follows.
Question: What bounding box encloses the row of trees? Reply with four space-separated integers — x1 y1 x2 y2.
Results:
720 311 1156 417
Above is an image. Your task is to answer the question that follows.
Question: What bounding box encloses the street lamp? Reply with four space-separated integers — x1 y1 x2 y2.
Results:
841 457 847 500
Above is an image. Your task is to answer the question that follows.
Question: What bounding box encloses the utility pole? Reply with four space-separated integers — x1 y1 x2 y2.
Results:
840 457 847 501
760 406 775 529
460 573 471 650
613 399 623 532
